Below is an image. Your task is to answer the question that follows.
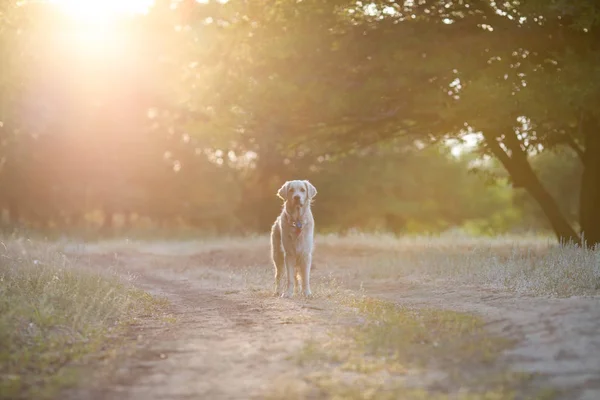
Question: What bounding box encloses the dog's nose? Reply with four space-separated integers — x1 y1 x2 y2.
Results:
293 195 301 201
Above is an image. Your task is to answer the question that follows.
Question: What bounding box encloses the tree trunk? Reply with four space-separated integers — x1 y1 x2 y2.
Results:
7 199 20 228
579 114 600 248
523 170 580 245
484 132 580 245
100 209 114 233
123 212 133 231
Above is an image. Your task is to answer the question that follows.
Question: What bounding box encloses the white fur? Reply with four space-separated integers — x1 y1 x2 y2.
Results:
271 180 317 298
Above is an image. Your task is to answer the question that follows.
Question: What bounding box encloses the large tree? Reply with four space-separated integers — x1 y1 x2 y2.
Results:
179 0 600 245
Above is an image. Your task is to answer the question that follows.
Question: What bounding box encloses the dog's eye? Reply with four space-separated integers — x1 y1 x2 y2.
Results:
300 187 306 192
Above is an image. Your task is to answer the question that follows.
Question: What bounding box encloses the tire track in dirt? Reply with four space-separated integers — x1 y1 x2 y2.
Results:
64 251 338 400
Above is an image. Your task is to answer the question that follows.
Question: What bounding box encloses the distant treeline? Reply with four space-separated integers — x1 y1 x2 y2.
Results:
0 0 590 240
0 131 580 236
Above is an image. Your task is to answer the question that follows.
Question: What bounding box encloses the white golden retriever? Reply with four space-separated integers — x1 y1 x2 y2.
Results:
271 180 317 298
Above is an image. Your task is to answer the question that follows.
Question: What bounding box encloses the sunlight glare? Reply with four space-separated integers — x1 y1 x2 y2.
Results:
47 0 154 57
49 0 154 23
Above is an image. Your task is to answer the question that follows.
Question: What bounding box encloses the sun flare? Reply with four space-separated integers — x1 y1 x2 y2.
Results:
46 0 154 56
49 0 154 23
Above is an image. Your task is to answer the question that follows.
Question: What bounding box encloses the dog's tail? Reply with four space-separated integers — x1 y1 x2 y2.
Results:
271 219 285 272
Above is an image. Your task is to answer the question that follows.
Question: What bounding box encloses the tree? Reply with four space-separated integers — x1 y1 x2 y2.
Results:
451 0 600 245
183 0 600 245
1 0 596 241
515 148 581 232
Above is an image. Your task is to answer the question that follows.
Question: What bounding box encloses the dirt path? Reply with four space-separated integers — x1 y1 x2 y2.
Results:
64 251 344 400
360 281 600 400
63 242 600 400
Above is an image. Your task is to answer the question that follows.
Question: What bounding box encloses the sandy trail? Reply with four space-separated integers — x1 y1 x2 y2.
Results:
106 275 300 400
64 242 600 400
64 251 342 400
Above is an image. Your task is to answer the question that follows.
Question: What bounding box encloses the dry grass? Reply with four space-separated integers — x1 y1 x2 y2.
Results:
0 238 166 400
42 233 578 399
316 233 600 297
78 232 600 297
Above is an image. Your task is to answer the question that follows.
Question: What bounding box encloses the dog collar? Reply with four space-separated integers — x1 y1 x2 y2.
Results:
292 220 303 234
286 214 304 235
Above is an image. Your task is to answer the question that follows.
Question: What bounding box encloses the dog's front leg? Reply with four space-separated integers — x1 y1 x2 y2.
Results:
281 254 295 298
294 268 300 295
299 253 313 297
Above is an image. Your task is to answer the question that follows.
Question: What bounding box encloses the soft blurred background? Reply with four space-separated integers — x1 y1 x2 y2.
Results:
0 0 596 243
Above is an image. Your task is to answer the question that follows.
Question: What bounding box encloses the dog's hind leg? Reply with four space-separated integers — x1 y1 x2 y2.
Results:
271 220 285 296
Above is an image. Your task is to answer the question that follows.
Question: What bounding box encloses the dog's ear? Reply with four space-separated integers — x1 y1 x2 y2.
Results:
277 181 289 200
304 180 317 199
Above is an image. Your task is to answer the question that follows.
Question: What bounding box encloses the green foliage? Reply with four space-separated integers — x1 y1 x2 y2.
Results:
306 145 522 235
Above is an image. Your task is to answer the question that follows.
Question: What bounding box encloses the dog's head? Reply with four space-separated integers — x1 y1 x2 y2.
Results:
277 180 317 207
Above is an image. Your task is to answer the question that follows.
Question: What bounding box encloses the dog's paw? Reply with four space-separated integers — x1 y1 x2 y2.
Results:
303 290 313 298
281 289 294 298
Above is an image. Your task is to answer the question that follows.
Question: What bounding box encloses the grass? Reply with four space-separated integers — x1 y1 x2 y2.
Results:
7 233 575 399
316 233 600 297
348 297 509 368
0 238 167 400
70 232 600 297
283 295 553 400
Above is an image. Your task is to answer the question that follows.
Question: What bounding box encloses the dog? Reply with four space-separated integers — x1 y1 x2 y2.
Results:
270 180 317 298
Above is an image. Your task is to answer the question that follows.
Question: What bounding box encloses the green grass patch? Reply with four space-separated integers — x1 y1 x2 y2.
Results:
348 297 510 369
0 238 167 400
283 295 553 400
